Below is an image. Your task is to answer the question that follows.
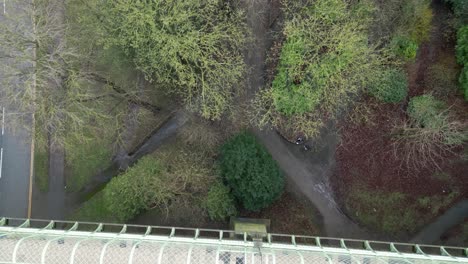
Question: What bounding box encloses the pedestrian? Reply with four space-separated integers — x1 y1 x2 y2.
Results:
295 137 304 145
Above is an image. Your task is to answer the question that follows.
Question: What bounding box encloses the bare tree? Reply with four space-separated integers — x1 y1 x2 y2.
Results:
0 0 160 147
391 109 468 170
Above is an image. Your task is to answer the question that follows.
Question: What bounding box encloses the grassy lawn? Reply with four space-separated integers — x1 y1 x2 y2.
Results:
344 183 460 236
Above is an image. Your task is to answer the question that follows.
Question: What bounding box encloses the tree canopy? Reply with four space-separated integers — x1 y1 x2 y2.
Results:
253 0 385 138
98 0 248 119
220 132 284 211
77 143 215 222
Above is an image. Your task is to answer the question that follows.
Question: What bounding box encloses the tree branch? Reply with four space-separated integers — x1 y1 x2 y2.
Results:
86 73 162 114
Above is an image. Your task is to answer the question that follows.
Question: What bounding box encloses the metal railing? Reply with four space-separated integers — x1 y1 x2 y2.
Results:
0 217 467 263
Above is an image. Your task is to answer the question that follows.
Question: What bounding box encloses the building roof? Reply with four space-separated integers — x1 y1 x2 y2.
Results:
0 218 467 264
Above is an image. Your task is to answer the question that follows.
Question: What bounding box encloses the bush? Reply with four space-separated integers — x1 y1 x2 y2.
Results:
392 95 467 169
370 0 431 45
391 36 419 59
445 0 468 25
373 0 431 58
403 0 433 44
456 25 468 101
408 95 446 128
271 0 379 116
460 67 468 100
103 157 169 222
254 0 384 138
76 143 215 222
456 26 468 65
220 132 284 211
369 68 408 103
203 182 237 221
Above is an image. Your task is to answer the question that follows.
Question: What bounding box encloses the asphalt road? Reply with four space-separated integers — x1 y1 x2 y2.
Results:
0 116 31 218
0 0 33 218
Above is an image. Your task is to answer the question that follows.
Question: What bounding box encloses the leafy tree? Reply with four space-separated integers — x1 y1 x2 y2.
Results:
220 132 284 211
369 68 408 103
98 0 248 119
97 143 215 222
203 182 237 221
253 0 385 138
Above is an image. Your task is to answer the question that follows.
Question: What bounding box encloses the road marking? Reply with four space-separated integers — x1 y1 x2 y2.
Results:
0 148 3 179
2 107 4 135
3 0 5 14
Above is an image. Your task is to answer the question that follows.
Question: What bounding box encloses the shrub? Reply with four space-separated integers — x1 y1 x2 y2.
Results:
369 68 408 103
103 157 169 222
372 0 431 58
220 132 284 211
254 0 384 138
391 36 418 59
460 67 468 100
456 25 468 101
405 0 433 44
77 144 215 222
445 0 468 25
408 95 446 128
392 95 467 169
456 26 468 65
203 182 237 221
370 0 432 52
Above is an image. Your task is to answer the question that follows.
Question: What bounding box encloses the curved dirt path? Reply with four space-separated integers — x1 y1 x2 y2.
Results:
244 0 369 239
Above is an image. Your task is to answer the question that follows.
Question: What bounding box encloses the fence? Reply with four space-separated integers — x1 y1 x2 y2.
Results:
0 217 467 264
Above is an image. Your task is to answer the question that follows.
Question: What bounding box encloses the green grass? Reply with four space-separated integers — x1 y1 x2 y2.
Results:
72 192 113 222
34 125 49 192
65 133 113 192
431 172 453 183
345 183 460 235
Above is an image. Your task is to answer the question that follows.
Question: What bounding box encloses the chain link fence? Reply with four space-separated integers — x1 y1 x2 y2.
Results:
0 218 467 264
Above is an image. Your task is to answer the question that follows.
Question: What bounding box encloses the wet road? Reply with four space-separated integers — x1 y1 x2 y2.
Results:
0 0 34 218
0 121 31 218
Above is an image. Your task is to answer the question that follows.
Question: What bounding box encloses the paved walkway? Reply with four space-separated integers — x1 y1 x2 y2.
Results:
244 0 369 239
411 199 468 244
